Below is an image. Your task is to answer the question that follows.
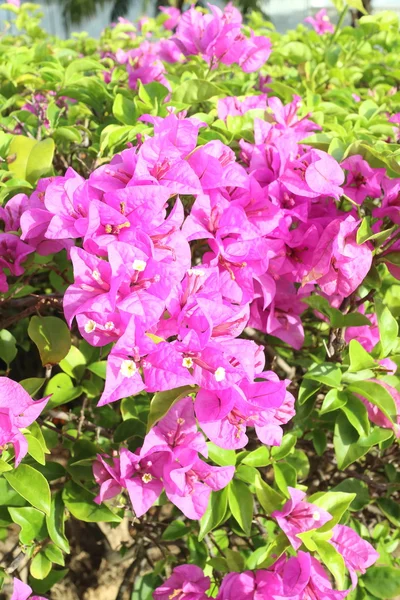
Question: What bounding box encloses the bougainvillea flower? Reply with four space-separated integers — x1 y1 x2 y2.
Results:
271 487 332 549
0 233 34 276
44 168 98 239
356 379 400 437
93 453 124 503
281 552 349 599
0 378 49 466
330 525 379 586
341 155 385 205
164 447 234 519
153 564 210 600
373 176 400 224
280 149 344 200
0 193 29 232
11 578 47 600
344 308 379 352
141 397 208 458
63 246 118 327
304 9 334 34
159 6 180 30
217 95 266 121
195 372 287 449
216 570 284 599
120 448 165 517
302 215 372 297
97 317 151 405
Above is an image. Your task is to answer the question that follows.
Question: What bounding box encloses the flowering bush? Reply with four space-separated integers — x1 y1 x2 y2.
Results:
0 0 400 598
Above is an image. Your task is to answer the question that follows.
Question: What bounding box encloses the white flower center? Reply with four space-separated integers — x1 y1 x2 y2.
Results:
188 268 205 277
182 357 194 369
132 259 147 272
120 359 137 378
214 367 226 382
142 473 153 483
92 269 102 281
313 511 321 521
84 320 97 333
104 321 114 330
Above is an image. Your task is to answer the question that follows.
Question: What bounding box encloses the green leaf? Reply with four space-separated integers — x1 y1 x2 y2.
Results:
377 498 400 528
25 433 46 465
46 491 70 554
348 340 376 372
0 329 17 367
271 434 297 460
19 378 46 396
333 478 369 511
258 533 291 569
45 373 82 409
53 126 82 144
347 380 397 423
255 475 284 514
313 430 327 456
29 569 68 595
281 41 312 64
363 567 400 599
59 345 87 381
28 421 49 454
235 464 258 485
314 538 346 588
0 478 26 507
273 462 297 496
334 413 369 469
161 521 190 541
62 481 121 523
224 548 245 572
64 58 103 83
298 379 321 406
356 217 374 244
382 252 400 267
308 491 356 532
113 93 137 125
341 393 370 437
375 300 398 357
25 138 55 185
7 135 37 180
345 0 367 13
44 543 65 566
241 446 270 468
30 552 52 580
0 459 12 473
5 464 51 516
228 479 253 535
8 507 45 544
173 80 224 104
87 361 107 379
199 487 229 540
357 218 396 245
28 316 71 366
358 426 393 446
206 442 236 467
147 385 197 431
304 363 342 389
320 389 348 415
113 418 146 443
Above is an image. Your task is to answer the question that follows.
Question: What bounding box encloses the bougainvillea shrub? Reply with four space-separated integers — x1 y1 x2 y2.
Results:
0 0 400 598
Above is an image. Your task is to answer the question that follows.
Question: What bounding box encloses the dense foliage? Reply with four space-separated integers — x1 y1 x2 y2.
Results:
0 1 400 598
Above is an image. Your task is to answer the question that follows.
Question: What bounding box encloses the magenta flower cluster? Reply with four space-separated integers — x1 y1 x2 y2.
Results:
106 3 271 89
2 91 398 518
153 518 378 599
